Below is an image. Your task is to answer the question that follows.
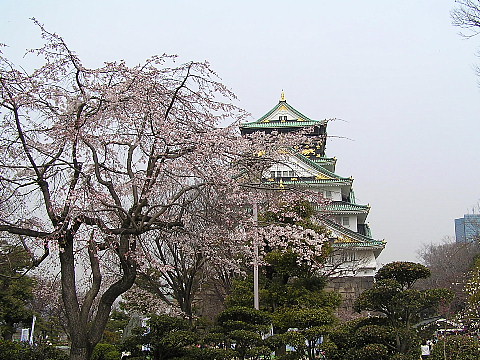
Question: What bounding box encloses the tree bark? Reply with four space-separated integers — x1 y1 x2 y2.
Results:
58 230 137 360
69 346 92 360
59 230 90 360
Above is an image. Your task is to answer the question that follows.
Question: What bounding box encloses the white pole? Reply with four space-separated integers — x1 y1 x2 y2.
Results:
253 202 259 310
29 315 36 345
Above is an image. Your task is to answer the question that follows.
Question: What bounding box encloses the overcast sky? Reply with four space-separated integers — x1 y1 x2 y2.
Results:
2 0 480 265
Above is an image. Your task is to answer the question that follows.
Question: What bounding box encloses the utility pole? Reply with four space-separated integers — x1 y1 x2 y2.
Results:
29 315 36 345
253 201 259 310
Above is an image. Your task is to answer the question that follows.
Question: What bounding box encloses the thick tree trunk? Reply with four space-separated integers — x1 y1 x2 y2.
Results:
69 346 93 360
59 230 137 360
59 231 92 360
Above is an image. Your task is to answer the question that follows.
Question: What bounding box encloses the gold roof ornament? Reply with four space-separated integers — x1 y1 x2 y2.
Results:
280 90 285 101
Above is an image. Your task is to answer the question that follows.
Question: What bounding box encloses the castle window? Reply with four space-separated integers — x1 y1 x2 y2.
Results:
341 251 357 262
342 217 350 226
326 190 332 198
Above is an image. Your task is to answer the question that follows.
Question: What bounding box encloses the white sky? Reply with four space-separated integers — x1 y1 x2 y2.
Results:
2 0 480 264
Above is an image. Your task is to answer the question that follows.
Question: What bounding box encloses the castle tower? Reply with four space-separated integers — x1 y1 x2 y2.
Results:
240 94 385 285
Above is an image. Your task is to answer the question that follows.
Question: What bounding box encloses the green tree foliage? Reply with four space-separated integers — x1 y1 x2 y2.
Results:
123 310 267 360
123 314 197 360
353 343 390 360
91 343 120 360
216 306 271 360
327 318 393 360
430 335 480 360
375 262 431 289
217 307 271 333
0 340 68 360
327 317 420 360
265 307 335 360
101 310 129 345
0 239 35 340
354 262 453 356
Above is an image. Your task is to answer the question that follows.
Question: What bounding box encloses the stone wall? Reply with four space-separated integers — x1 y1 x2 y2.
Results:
326 276 374 316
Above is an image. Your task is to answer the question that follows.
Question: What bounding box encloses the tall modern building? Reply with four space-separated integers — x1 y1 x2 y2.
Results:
455 214 480 243
240 94 385 303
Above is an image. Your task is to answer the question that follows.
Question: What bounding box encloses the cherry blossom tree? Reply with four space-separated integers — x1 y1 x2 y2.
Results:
135 190 331 324
0 21 324 360
134 200 248 323
0 22 237 359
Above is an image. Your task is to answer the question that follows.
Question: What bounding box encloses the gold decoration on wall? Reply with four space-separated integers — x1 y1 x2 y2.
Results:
334 236 356 243
302 149 315 155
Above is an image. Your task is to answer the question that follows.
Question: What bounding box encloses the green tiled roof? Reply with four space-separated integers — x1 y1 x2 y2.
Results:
240 100 327 129
242 120 322 128
310 157 336 165
333 241 385 248
320 201 370 213
323 219 385 248
268 178 353 186
293 153 349 180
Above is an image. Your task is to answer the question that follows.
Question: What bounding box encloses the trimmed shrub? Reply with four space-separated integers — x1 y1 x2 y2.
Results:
0 340 68 360
353 343 389 360
92 343 118 360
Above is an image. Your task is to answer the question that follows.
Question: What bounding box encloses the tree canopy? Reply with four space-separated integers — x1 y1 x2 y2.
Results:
355 262 453 356
0 21 325 360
